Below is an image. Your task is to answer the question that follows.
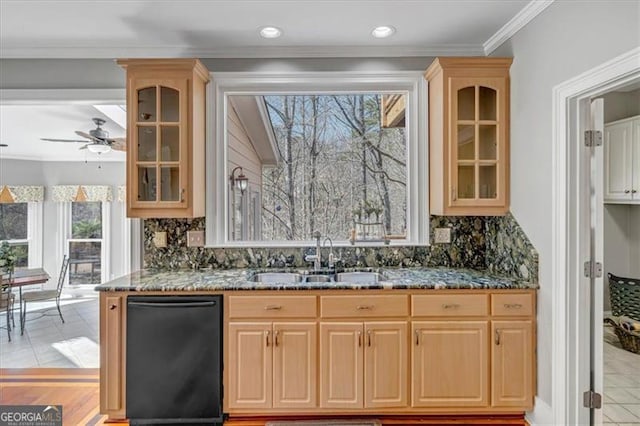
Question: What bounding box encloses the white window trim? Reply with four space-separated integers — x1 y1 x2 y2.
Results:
0 202 43 268
206 71 429 248
62 201 110 284
27 202 43 268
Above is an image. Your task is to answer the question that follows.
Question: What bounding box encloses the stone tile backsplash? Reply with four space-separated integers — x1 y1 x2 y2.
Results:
143 213 538 283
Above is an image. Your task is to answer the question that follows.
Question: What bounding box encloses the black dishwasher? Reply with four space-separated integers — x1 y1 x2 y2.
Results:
127 295 223 425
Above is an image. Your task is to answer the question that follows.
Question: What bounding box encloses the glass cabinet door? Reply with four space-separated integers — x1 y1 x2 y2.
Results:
453 81 501 203
133 83 183 205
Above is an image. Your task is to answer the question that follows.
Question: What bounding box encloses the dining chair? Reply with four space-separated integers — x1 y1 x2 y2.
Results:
20 255 70 334
0 272 16 342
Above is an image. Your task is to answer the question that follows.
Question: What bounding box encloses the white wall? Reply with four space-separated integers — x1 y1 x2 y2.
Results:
491 0 640 414
1 159 127 287
601 88 640 123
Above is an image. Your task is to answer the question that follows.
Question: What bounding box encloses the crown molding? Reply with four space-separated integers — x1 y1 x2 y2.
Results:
0 89 125 104
483 0 555 55
0 44 485 59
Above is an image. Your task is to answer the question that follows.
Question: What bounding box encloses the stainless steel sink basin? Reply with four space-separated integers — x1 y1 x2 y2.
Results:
249 272 303 283
304 275 333 283
334 272 387 284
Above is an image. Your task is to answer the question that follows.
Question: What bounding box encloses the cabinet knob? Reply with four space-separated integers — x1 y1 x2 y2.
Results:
633 190 638 194
265 330 270 347
109 304 117 310
356 305 373 310
415 329 420 346
442 303 460 309
625 190 631 194
495 329 501 346
358 331 362 347
367 330 372 347
265 305 282 310
504 303 523 309
180 188 185 203
274 330 279 347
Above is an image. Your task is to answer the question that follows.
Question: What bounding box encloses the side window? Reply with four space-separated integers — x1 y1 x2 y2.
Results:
68 201 103 284
0 202 30 269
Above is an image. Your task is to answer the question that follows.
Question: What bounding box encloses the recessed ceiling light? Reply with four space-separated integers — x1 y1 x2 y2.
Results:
372 25 396 39
260 26 282 39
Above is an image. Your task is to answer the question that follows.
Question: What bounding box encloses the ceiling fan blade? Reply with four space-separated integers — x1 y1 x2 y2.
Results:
75 130 101 143
111 137 126 151
41 138 89 143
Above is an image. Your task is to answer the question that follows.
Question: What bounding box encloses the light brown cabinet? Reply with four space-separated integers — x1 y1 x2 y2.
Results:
412 321 488 407
227 321 317 410
491 320 534 408
425 57 512 216
117 59 209 218
319 321 407 409
99 293 125 419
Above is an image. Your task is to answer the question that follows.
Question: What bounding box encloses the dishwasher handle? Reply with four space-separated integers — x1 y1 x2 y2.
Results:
128 301 217 308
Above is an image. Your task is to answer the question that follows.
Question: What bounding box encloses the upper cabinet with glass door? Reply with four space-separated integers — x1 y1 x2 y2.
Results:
425 57 512 216
117 59 209 218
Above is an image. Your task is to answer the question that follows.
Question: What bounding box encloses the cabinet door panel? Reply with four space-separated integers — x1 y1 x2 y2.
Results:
273 322 317 408
228 322 272 409
604 121 633 201
320 323 363 408
412 321 489 407
100 294 125 417
365 322 408 408
492 320 533 408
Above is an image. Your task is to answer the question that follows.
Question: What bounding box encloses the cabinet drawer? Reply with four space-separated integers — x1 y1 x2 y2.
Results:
320 295 408 318
491 293 534 316
228 296 317 319
412 294 488 317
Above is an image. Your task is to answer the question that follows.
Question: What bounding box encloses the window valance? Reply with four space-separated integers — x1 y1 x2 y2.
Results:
52 185 113 202
0 185 44 203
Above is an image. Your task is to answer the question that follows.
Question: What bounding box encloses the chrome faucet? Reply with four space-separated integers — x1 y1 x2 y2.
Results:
323 237 337 269
304 231 322 271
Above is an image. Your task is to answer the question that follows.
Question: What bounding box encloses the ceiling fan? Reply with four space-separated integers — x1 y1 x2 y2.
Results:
41 117 126 154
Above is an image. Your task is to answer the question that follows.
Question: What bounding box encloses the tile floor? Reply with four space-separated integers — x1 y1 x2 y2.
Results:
2 297 639 424
0 288 99 368
603 324 640 425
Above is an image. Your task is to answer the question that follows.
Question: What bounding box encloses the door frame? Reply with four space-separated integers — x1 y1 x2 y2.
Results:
550 46 640 425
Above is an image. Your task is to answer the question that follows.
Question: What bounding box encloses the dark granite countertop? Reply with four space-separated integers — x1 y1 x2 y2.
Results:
94 267 538 292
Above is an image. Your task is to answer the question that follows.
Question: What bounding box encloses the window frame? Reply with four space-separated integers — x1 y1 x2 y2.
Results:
62 201 110 285
206 71 429 248
0 202 43 269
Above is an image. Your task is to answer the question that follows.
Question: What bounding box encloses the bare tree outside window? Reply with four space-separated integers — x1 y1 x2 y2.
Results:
228 93 407 242
69 202 102 284
0 203 29 268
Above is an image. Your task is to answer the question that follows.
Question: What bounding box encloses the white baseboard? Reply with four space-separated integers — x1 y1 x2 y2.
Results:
525 397 555 426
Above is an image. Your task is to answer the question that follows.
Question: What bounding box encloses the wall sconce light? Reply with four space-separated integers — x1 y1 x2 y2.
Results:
230 166 249 194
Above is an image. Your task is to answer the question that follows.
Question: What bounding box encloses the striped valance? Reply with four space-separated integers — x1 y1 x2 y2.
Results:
52 185 113 202
117 185 126 203
0 185 44 203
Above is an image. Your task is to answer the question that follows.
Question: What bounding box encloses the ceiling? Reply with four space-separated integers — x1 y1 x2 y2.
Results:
0 105 126 162
0 0 544 161
0 0 534 58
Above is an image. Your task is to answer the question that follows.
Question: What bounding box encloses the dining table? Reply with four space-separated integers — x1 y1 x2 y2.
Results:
2 267 50 334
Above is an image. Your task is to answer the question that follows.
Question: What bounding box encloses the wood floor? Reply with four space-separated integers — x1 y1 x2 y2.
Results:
0 368 125 425
0 369 527 426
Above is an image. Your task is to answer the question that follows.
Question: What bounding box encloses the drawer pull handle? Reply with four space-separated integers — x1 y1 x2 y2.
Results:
367 330 372 347
265 330 270 347
415 329 420 346
357 305 373 310
358 331 362 347
504 303 523 309
109 304 117 310
265 305 282 310
442 303 460 309
495 329 501 346
274 330 279 347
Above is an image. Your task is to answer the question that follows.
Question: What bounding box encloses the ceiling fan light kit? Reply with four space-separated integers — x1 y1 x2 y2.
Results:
40 117 126 154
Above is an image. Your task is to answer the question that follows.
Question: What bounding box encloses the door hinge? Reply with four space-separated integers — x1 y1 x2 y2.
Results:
583 390 602 409
584 130 602 147
584 260 603 278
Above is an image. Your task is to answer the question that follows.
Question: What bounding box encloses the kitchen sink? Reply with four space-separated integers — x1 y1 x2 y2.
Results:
334 271 387 284
304 275 333 283
249 272 303 283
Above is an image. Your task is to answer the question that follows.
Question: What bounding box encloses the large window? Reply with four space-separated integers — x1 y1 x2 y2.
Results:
207 72 428 247
0 203 29 268
68 202 103 285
